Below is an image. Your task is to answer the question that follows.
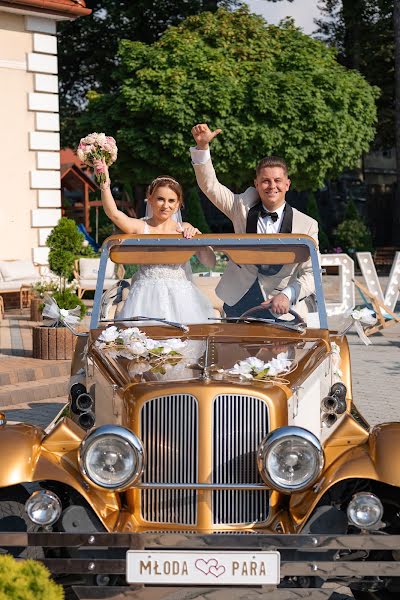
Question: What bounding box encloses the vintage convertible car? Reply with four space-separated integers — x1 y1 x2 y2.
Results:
0 233 399 600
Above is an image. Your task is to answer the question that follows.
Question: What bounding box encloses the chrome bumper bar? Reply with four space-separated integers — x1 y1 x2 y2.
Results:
0 530 400 600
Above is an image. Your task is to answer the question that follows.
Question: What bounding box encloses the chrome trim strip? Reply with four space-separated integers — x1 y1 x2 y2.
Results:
137 483 269 490
13 532 400 549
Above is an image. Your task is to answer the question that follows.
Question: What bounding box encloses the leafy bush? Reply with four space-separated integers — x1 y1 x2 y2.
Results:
334 219 373 254
334 198 373 254
0 555 63 600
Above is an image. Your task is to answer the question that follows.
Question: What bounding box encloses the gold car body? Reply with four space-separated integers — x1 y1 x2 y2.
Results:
0 234 399 594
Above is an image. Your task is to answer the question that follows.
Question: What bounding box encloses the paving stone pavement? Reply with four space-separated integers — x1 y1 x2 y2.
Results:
344 324 400 426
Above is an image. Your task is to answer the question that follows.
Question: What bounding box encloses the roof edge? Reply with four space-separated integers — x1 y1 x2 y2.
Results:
0 0 91 18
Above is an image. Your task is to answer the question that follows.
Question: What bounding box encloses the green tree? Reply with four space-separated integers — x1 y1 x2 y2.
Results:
315 0 394 149
185 188 211 233
305 193 330 252
58 0 241 146
78 8 378 192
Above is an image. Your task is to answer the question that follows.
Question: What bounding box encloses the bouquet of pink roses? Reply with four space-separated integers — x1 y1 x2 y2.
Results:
77 132 117 185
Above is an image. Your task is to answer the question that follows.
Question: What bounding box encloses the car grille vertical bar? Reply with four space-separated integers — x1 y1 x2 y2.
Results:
141 394 198 525
212 394 269 525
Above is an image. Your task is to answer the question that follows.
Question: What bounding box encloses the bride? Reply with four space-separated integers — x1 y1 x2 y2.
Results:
95 159 216 324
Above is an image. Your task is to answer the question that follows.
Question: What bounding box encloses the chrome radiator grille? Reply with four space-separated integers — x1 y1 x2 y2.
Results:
140 394 198 525
140 393 269 526
212 394 269 524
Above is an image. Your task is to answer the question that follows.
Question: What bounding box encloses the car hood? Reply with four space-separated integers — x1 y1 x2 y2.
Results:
90 325 329 390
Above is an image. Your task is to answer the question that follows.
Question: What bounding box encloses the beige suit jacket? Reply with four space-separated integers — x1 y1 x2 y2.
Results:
193 158 319 315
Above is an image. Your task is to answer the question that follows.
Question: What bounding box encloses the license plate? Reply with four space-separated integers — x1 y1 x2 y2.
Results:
126 550 280 585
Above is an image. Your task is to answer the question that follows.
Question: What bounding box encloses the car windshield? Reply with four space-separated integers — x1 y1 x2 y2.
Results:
91 234 326 330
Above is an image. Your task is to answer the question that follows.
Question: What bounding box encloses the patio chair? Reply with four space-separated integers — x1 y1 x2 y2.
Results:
74 258 125 299
353 279 400 336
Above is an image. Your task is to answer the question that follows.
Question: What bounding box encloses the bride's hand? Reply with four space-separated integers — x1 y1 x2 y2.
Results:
178 223 201 239
93 158 109 180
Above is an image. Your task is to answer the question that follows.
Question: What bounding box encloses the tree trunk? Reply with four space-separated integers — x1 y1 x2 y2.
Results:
342 0 363 70
393 0 400 244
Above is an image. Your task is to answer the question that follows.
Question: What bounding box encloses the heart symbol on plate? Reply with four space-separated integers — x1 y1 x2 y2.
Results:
209 564 226 578
195 558 218 575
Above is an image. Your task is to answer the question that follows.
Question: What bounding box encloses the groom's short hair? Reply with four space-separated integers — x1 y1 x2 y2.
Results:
256 156 289 177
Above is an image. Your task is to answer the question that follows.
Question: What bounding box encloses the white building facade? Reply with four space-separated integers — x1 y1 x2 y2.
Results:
0 0 90 265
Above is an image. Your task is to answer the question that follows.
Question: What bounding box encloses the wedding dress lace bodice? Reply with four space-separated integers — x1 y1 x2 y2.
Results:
135 263 189 283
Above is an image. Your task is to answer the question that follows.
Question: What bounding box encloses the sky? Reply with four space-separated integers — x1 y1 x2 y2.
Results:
245 0 323 35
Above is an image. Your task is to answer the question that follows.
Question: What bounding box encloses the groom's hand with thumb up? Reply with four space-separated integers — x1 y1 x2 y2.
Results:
192 123 222 150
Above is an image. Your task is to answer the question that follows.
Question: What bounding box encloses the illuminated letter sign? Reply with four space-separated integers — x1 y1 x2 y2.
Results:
356 252 400 312
320 254 355 316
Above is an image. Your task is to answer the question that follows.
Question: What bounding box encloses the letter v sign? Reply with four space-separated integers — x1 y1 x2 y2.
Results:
356 252 400 311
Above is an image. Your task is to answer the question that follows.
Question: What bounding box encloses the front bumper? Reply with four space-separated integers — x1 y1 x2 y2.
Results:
3 532 400 598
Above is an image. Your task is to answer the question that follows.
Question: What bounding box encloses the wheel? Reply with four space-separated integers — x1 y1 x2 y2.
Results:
0 486 44 559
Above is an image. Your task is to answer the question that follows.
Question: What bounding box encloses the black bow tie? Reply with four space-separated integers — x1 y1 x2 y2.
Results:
261 207 279 222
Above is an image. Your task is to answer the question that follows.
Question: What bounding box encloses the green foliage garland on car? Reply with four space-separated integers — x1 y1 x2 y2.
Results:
79 7 378 192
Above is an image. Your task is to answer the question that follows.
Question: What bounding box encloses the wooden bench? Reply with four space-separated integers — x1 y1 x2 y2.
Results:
373 247 400 269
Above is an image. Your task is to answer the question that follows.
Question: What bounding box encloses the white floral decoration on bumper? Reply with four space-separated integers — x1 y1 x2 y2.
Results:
228 353 294 381
95 326 187 360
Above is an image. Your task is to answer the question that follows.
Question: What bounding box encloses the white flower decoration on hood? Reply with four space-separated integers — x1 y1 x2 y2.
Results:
98 326 120 343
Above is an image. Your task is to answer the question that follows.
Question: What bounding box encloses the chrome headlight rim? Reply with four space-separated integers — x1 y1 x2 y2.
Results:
79 425 144 490
257 426 324 492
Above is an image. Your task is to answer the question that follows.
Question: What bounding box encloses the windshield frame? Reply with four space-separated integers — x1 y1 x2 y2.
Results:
90 235 327 330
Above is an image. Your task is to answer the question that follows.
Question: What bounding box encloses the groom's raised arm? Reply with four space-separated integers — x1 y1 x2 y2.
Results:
190 124 236 220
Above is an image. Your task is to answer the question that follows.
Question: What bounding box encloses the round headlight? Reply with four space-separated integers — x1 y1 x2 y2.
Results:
258 427 324 492
347 493 383 529
79 425 144 489
25 490 62 526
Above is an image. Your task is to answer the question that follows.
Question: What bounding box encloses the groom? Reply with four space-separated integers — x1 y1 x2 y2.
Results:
190 123 319 318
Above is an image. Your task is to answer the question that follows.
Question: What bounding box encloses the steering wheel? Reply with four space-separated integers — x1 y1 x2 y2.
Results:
239 304 306 327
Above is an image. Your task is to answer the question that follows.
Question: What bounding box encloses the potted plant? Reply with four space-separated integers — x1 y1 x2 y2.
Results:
30 277 58 321
32 218 94 360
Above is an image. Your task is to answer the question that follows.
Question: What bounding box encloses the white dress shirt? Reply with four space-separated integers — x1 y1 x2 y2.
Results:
190 147 294 303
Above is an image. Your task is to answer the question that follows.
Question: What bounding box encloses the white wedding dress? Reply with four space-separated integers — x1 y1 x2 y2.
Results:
118 222 215 324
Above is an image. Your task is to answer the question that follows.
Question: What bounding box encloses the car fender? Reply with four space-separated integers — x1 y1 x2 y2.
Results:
291 422 400 528
0 423 44 485
0 419 120 531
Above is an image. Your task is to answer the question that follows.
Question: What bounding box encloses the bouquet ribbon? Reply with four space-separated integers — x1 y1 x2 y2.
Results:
339 308 377 345
42 294 81 328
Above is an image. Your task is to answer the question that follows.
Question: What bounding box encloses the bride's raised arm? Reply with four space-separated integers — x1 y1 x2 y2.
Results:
94 158 144 234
